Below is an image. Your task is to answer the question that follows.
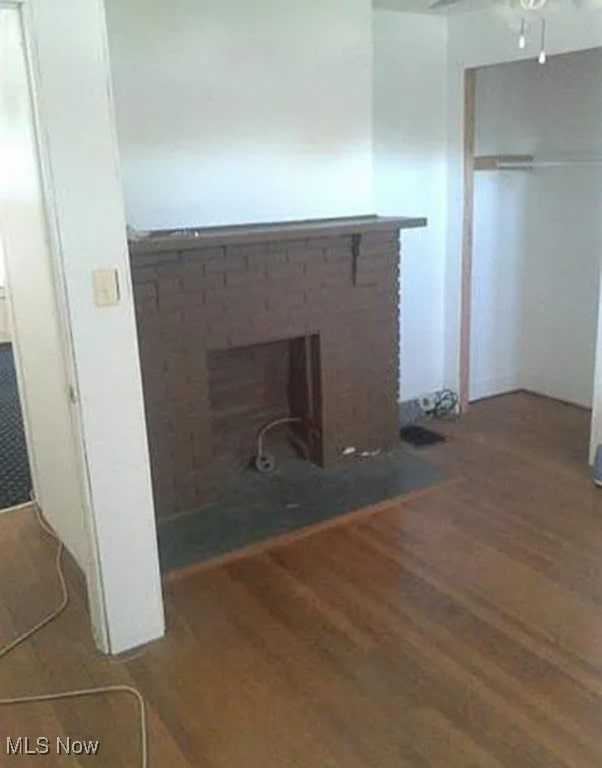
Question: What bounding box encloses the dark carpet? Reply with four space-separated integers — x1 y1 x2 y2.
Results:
158 448 447 572
0 344 32 509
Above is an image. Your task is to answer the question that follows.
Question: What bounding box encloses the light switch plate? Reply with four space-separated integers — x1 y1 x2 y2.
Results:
92 268 120 307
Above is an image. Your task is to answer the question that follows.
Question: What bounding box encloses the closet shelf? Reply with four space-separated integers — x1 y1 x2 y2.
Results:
474 154 602 171
473 155 534 171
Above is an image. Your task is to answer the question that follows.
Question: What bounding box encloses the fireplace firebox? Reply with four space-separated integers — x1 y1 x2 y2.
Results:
207 334 322 473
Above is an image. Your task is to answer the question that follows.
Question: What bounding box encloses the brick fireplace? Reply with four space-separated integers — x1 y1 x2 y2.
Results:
129 216 426 519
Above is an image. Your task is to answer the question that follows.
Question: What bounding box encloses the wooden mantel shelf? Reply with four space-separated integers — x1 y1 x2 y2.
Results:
129 215 427 255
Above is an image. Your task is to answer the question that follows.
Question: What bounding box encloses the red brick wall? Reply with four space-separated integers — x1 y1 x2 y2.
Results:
130 225 402 518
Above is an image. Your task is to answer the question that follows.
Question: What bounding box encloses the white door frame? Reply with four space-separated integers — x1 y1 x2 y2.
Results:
1 0 165 654
0 0 110 650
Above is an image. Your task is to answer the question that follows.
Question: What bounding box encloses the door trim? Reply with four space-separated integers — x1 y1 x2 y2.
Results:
1 1 110 652
459 68 476 412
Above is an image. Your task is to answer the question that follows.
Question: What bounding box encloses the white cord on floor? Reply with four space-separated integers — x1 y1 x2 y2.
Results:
0 508 67 661
0 504 149 767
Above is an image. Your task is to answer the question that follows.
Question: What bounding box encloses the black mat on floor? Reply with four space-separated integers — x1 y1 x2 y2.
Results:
400 425 447 447
158 449 447 572
0 344 32 509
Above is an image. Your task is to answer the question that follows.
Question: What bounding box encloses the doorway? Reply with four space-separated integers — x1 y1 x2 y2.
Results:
0 244 32 510
0 4 92 558
0 0 167 655
461 50 602 425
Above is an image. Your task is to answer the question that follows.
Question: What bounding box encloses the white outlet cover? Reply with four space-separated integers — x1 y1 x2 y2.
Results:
92 268 120 307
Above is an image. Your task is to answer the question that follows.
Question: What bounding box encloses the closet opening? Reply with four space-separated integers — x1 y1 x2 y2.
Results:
461 48 602 462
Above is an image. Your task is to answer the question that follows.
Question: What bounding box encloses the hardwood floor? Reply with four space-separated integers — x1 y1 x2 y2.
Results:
2 392 602 767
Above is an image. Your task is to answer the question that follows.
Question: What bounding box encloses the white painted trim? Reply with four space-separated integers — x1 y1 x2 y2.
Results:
591 283 602 461
92 0 164 653
0 501 35 516
469 376 522 403
19 0 164 654
14 1 111 653
523 377 593 411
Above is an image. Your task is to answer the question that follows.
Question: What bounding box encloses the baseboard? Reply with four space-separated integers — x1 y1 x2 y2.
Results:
521 387 592 412
522 379 592 410
0 501 35 516
469 375 521 403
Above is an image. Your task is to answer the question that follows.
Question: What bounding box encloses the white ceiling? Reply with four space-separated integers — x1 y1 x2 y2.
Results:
372 0 489 14
373 0 602 14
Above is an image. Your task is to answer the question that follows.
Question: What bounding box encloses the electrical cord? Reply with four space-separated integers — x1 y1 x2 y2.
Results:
0 512 67 660
0 503 149 768
257 416 301 458
431 388 459 420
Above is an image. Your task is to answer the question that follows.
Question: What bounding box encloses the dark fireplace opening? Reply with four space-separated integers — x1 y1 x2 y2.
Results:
207 334 322 476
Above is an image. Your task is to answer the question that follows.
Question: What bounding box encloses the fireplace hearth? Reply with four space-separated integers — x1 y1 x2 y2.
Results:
129 215 426 518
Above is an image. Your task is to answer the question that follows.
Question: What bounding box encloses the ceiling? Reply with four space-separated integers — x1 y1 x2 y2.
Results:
372 0 490 13
373 0 602 13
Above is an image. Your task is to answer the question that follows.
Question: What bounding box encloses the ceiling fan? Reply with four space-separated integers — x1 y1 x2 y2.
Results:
427 0 594 63
429 0 583 9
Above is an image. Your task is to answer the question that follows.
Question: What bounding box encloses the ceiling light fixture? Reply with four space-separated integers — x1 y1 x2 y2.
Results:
538 18 547 64
518 18 527 49
520 0 548 10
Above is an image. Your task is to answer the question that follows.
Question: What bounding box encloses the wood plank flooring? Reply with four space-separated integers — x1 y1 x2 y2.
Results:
2 392 602 767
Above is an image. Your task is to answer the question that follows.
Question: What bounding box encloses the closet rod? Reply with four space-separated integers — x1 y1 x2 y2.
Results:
497 158 602 170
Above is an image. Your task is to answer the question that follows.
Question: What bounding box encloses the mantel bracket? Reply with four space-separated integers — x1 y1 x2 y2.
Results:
351 233 362 286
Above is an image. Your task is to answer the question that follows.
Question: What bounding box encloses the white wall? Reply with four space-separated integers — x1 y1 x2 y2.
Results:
521 164 601 406
22 0 164 653
470 169 528 399
104 0 373 230
373 11 448 400
470 51 602 407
